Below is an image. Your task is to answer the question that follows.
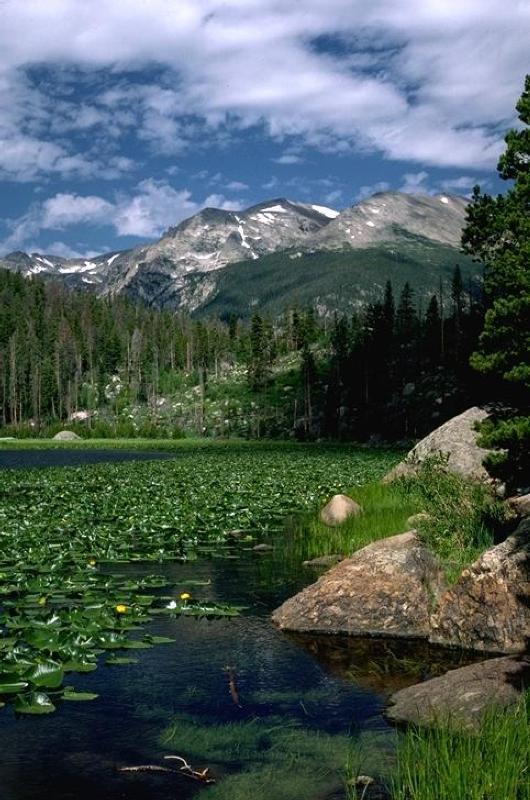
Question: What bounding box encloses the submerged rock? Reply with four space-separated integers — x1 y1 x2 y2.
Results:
272 532 446 637
52 430 81 441
302 554 343 567
383 406 496 485
430 519 530 654
386 655 530 729
319 494 361 526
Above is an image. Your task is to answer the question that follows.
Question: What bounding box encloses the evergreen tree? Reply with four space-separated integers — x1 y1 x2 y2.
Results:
462 74 530 486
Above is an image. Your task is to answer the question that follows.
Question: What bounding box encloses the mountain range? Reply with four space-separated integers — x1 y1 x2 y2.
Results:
0 191 476 317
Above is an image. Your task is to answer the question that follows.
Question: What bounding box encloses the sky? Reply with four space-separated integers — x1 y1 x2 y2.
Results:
0 0 528 258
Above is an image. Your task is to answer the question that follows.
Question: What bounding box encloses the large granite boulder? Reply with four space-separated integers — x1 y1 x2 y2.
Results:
430 518 530 654
319 494 361 526
272 532 446 637
52 430 81 441
383 406 495 485
386 655 530 730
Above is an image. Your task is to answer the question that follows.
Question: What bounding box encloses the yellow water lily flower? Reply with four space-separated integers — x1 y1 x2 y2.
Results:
179 592 191 601
88 559 96 567
38 596 47 606
115 603 128 614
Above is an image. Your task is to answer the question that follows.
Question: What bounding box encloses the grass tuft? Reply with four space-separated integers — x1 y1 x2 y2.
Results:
391 693 530 800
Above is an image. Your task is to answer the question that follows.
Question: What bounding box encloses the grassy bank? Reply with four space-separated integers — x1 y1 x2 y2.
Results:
390 693 530 800
313 459 506 583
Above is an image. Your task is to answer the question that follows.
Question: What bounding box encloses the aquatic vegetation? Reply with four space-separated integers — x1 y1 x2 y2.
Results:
0 443 399 713
161 714 353 800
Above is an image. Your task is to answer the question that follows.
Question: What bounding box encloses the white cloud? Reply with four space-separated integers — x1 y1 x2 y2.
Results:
273 154 304 165
324 189 343 204
438 175 488 195
355 181 391 201
225 180 249 191
0 1 526 182
38 241 102 259
0 179 245 252
41 194 114 229
399 171 430 194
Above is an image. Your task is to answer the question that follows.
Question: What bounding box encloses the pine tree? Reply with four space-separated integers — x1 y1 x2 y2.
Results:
462 74 530 486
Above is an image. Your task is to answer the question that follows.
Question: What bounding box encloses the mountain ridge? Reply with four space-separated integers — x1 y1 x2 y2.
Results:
0 191 471 315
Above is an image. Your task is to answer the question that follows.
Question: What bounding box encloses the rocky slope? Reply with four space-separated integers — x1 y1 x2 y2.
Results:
0 192 470 313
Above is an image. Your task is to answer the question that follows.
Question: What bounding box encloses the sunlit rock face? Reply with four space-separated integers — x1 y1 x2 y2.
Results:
272 531 447 638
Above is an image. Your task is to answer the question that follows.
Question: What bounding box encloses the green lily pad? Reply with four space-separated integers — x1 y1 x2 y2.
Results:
14 692 55 715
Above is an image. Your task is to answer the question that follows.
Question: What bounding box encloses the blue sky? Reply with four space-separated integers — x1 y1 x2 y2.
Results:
0 0 527 258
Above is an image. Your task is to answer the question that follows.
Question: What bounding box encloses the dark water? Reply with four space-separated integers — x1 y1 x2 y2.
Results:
0 448 175 470
0 450 476 800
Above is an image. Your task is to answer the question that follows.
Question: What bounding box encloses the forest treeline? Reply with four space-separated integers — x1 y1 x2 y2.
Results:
0 265 486 441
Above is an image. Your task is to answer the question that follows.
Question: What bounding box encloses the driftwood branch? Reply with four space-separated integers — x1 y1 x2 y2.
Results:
119 754 216 785
164 754 216 784
119 765 175 775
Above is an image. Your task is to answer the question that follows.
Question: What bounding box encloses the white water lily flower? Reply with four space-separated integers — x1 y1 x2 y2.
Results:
166 600 177 610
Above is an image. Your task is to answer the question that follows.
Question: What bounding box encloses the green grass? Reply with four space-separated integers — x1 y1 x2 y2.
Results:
400 459 506 583
390 693 530 800
281 481 422 566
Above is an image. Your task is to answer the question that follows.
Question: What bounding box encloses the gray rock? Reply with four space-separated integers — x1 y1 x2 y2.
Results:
386 655 530 730
272 532 447 637
383 407 496 485
430 519 530 654
252 543 273 552
506 493 530 519
52 430 81 441
406 512 432 529
319 494 361 526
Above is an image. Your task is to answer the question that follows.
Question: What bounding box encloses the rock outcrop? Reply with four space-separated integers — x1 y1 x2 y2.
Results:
383 406 495 485
430 519 530 654
272 532 446 637
52 430 81 441
506 493 530 519
386 655 530 729
319 494 361 526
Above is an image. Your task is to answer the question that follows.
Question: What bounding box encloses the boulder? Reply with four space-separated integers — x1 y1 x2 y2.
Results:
506 493 530 519
430 518 530 654
406 512 432 529
383 406 495 485
319 494 361 526
52 430 81 441
272 532 446 637
386 655 530 730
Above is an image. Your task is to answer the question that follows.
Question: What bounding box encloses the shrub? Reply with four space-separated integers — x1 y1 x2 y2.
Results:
400 458 505 582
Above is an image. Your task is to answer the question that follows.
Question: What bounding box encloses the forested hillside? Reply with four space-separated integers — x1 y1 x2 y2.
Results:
0 265 485 441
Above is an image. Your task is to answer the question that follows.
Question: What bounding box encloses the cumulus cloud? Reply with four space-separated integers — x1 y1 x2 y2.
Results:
0 0 527 181
0 180 245 252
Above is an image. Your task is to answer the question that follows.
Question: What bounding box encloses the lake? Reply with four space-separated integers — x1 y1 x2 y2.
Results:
0 446 472 800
